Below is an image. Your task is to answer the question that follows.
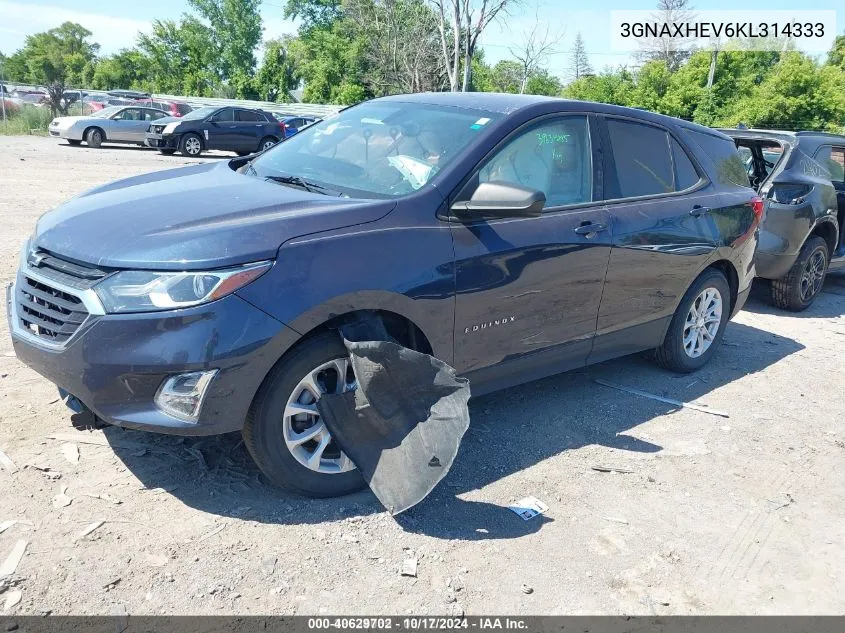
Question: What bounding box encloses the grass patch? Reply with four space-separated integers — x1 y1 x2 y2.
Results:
0 104 54 136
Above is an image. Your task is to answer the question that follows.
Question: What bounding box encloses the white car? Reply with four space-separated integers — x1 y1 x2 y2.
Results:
49 105 169 148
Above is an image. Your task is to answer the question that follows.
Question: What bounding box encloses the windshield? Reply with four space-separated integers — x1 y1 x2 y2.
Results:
248 102 500 198
180 106 217 121
91 106 124 118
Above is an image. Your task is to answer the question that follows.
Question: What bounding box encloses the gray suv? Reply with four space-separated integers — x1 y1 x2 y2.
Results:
722 129 845 310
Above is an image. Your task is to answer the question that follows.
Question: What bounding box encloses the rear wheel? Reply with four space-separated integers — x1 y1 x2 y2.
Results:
771 236 828 311
654 269 731 373
179 133 203 157
85 127 104 148
66 139 81 146
243 332 365 497
258 136 277 152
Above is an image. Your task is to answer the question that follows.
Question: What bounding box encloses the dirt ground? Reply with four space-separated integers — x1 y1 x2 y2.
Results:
1 136 844 616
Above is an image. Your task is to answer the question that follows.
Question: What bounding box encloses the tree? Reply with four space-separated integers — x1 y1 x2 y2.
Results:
137 18 219 96
628 60 671 112
284 0 343 32
13 22 100 114
509 11 562 93
255 37 300 102
188 0 263 98
345 0 446 95
827 34 845 70
567 32 592 83
636 0 695 72
563 67 634 105
91 49 153 90
429 0 516 92
524 69 561 96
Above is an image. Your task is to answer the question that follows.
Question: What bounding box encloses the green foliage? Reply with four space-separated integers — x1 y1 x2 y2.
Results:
0 104 53 135
524 70 562 96
563 68 634 105
284 0 342 33
91 49 152 90
137 18 219 96
828 35 845 70
256 38 300 102
11 22 99 114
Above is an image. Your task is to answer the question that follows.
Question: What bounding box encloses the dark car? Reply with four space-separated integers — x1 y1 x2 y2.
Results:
145 106 284 157
272 114 320 136
721 129 845 310
8 94 760 498
108 89 151 100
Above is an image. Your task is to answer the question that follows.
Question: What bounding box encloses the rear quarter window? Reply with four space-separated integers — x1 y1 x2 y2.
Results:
683 129 750 187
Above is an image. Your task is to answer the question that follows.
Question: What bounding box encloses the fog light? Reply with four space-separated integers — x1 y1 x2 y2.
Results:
154 370 218 422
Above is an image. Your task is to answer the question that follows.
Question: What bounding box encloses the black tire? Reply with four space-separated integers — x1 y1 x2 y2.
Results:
85 127 104 148
770 236 828 311
158 149 176 156
258 136 278 153
243 332 366 497
179 133 203 157
236 151 252 157
654 268 731 373
66 139 82 146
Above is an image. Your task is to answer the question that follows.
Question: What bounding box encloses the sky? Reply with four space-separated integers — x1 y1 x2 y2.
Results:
0 0 841 82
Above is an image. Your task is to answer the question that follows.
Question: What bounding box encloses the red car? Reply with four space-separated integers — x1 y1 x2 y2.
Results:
135 99 193 118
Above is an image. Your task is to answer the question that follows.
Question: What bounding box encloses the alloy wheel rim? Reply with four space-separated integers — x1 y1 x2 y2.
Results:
262 140 275 151
800 250 826 301
682 287 722 358
282 358 357 474
185 137 201 155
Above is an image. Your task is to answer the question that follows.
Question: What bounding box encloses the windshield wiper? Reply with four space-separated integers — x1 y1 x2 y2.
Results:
264 174 335 196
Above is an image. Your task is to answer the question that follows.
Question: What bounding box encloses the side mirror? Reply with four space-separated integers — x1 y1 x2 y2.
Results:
451 181 545 220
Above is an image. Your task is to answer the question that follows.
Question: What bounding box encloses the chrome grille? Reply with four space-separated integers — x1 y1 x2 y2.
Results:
16 275 89 344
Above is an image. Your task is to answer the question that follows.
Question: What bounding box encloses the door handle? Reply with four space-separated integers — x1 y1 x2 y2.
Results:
690 205 710 217
573 222 608 236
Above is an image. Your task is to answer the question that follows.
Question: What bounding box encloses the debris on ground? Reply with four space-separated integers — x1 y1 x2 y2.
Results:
82 492 121 505
603 516 629 525
51 486 72 509
197 524 226 542
400 558 418 577
77 521 105 540
0 541 28 577
595 379 730 418
0 449 17 473
521 584 534 594
507 496 549 521
60 443 79 465
0 522 15 535
591 465 634 474
3 589 22 612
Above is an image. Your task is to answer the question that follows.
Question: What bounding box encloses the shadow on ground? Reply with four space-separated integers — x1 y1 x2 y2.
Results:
96 319 803 540
742 274 845 319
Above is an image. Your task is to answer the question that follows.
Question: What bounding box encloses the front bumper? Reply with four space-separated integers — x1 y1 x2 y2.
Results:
49 126 82 140
7 275 300 436
145 133 178 150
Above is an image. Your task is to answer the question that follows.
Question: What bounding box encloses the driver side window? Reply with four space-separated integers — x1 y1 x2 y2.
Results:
478 116 593 209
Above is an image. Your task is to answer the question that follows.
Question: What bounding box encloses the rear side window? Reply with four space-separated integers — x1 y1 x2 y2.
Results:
816 146 845 183
683 129 749 187
671 138 701 190
237 110 262 122
605 119 674 198
210 108 234 122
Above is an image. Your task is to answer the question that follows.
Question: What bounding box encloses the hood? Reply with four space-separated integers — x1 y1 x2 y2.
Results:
53 116 89 126
152 116 179 126
33 161 396 270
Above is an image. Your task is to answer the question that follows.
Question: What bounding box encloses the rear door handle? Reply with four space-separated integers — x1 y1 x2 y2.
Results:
690 205 710 217
573 222 608 236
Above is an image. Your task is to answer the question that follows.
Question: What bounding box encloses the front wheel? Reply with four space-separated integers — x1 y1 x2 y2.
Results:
85 127 104 148
179 133 203 157
243 332 365 497
653 269 731 373
771 236 828 311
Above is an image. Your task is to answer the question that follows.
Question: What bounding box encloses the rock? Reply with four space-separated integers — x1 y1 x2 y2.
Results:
0 541 28 577
60 443 79 464
521 584 533 595
52 486 72 509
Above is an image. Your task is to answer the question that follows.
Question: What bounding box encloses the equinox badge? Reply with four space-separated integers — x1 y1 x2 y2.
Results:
464 316 516 334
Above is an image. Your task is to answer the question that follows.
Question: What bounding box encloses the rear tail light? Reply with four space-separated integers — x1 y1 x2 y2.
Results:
279 122 287 138
751 196 764 221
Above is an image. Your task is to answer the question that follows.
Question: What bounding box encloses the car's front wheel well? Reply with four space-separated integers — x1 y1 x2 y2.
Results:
83 126 105 141
810 220 838 259
707 259 738 313
298 310 434 356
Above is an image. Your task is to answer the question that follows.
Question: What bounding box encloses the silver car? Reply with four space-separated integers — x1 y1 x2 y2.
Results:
48 106 169 148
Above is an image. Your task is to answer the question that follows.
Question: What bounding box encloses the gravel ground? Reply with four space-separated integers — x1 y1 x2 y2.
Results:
1 136 844 616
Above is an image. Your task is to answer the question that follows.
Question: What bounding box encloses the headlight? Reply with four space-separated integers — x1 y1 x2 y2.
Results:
163 122 179 135
94 262 271 313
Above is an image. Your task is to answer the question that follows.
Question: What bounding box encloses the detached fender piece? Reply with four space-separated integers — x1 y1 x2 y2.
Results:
316 321 470 515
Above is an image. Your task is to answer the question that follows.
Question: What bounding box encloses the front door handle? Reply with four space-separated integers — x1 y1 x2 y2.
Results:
690 205 710 217
574 222 608 236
